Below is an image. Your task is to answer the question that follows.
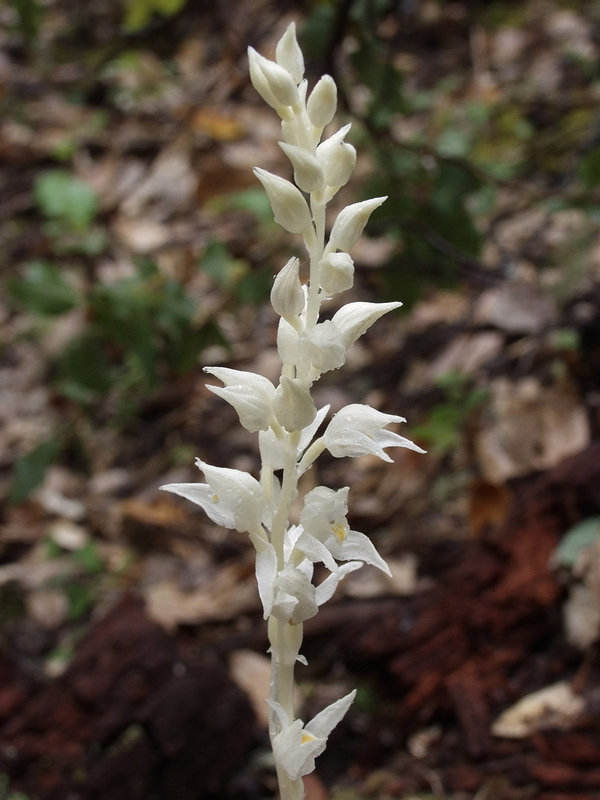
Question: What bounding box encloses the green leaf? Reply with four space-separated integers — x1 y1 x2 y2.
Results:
299 4 337 61
122 0 186 31
436 128 471 158
55 334 114 403
200 240 248 290
63 581 95 620
34 170 98 231
553 517 600 569
74 541 104 574
9 435 65 504
8 260 80 316
579 145 600 189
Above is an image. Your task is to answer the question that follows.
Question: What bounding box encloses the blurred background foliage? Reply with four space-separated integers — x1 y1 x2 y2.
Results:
2 0 600 500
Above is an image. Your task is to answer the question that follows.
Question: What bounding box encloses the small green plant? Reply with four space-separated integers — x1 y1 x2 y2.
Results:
413 371 487 456
9 256 226 413
121 0 187 31
34 170 98 232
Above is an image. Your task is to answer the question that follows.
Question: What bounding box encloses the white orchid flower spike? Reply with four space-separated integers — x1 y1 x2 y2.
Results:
160 21 425 800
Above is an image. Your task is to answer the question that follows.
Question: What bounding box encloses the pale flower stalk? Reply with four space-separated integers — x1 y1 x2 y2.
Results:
160 22 424 800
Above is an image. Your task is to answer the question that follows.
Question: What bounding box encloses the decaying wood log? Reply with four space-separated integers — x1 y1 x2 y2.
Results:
0 595 256 800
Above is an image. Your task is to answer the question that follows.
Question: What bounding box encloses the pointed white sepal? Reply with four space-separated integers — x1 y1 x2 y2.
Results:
316 124 356 189
204 366 276 433
324 404 426 462
319 252 354 295
328 197 387 252
160 460 265 533
247 48 299 109
254 167 312 234
273 375 317 432
332 300 402 348
269 689 356 780
270 256 305 321
275 22 304 84
306 74 337 128
279 141 324 193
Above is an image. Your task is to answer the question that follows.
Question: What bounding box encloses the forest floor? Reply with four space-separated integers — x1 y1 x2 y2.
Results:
1 1 600 799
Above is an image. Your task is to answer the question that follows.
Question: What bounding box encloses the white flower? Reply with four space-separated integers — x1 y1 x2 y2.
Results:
300 486 349 543
273 376 317 432
277 318 346 377
160 459 265 533
204 367 275 433
328 197 387 252
268 690 356 780
254 168 312 234
298 487 391 575
270 256 305 321
254 536 317 623
279 142 324 193
254 524 361 622
273 560 319 624
275 22 304 84
316 124 356 189
332 301 402 348
247 48 299 111
319 252 354 295
306 74 337 128
303 320 346 374
324 404 426 462
258 404 330 471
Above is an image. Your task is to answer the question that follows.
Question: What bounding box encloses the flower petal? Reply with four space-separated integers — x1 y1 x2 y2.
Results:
305 689 357 739
332 301 402 348
327 529 391 575
161 460 265 533
204 367 276 433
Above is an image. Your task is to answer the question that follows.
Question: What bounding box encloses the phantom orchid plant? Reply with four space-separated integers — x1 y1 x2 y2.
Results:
161 22 424 800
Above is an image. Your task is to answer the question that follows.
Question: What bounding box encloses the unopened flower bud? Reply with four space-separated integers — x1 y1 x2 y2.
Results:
307 75 337 128
328 197 387 252
271 256 305 320
275 22 304 84
204 366 276 433
254 168 312 234
319 252 354 295
316 124 356 188
248 48 299 110
279 142 324 193
273 376 317 432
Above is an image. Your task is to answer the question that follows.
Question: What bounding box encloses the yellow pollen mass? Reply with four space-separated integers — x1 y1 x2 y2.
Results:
301 731 317 744
331 522 347 542
211 493 219 503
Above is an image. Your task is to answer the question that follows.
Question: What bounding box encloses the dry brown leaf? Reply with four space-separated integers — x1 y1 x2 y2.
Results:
229 649 271 727
144 559 259 629
476 377 590 482
190 108 244 141
474 283 557 334
112 216 171 253
344 554 420 598
492 681 584 738
468 478 511 537
425 331 504 384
